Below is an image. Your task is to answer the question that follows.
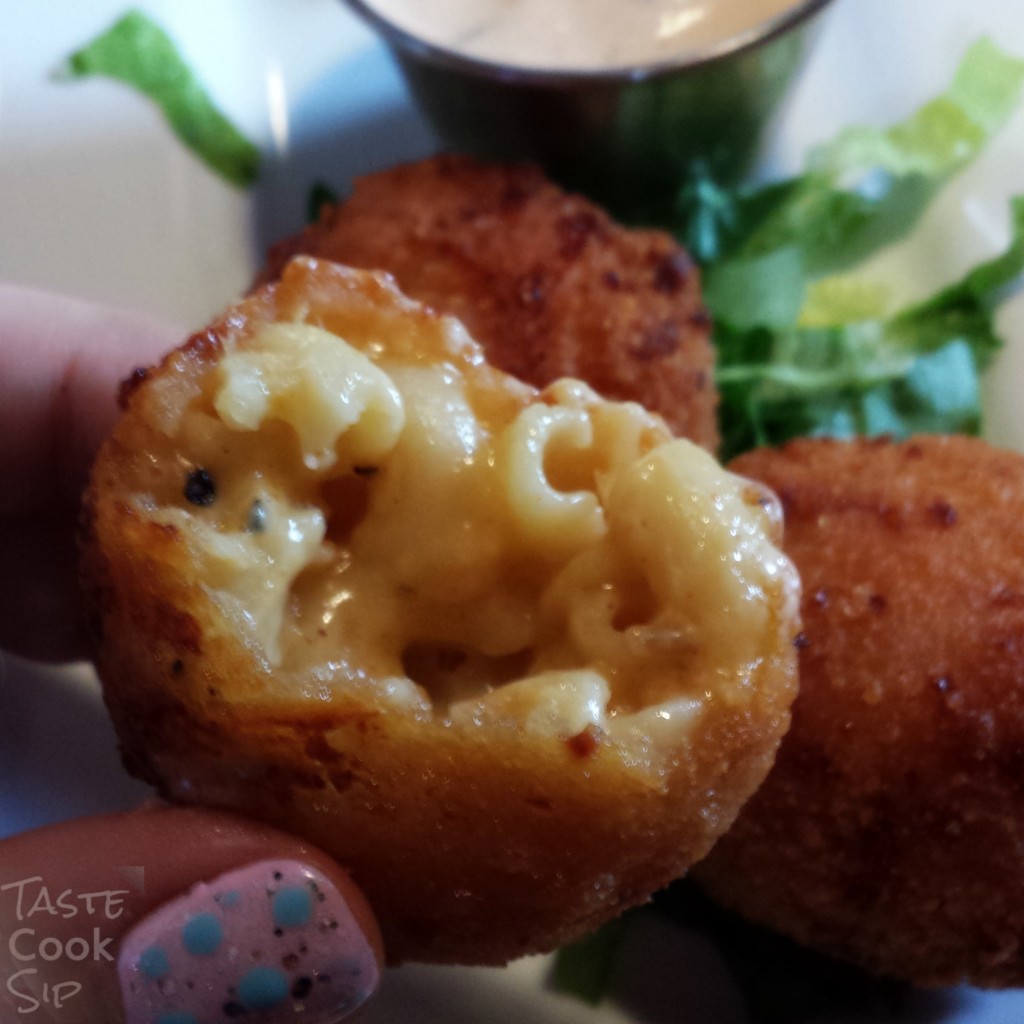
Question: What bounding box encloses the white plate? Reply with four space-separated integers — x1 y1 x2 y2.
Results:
2 1 1024 1021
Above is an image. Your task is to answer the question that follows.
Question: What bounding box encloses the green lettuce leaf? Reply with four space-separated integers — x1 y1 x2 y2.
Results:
715 195 1024 459
549 914 632 1005
674 39 1024 459
680 38 1024 277
60 9 260 188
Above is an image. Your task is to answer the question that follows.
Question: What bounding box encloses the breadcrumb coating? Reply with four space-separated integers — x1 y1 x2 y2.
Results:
696 434 1024 987
259 155 718 449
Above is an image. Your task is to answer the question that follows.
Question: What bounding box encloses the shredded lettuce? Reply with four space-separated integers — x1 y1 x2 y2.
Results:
715 195 1024 457
307 181 339 223
548 913 632 1004
674 38 1024 459
682 39 1024 274
60 10 261 188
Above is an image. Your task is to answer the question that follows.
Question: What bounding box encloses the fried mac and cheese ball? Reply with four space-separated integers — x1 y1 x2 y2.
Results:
695 435 1024 987
82 259 799 965
259 155 718 449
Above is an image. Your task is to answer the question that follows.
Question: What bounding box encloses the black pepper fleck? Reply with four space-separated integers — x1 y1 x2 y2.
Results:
222 1001 246 1018
292 976 313 999
184 468 216 507
247 498 267 532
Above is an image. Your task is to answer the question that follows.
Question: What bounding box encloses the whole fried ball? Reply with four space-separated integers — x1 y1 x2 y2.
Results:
81 257 799 965
695 435 1024 987
258 154 718 449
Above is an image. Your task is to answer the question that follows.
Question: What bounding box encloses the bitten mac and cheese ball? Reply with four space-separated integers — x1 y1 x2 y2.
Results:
82 258 800 964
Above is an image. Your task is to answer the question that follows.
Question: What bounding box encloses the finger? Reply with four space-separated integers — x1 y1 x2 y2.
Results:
0 510 89 660
0 806 383 1024
0 284 182 660
0 283 181 519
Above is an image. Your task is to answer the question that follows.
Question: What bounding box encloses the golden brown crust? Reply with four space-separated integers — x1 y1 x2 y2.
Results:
258 155 718 449
695 434 1024 987
81 259 796 966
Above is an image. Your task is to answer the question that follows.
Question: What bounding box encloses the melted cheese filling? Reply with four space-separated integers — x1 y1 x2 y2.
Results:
143 316 796 756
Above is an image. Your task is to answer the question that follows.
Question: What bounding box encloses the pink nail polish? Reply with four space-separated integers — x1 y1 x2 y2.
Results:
117 859 379 1024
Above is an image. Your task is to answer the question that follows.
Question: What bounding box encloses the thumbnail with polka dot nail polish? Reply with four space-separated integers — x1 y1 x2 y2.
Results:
117 859 378 1024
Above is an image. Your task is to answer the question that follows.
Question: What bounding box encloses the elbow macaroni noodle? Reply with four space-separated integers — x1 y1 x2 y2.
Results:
143 309 794 760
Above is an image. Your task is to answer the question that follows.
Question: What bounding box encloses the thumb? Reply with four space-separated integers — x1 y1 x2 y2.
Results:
0 806 383 1024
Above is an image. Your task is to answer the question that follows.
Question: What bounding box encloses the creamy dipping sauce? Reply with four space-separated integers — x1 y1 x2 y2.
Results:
364 0 810 71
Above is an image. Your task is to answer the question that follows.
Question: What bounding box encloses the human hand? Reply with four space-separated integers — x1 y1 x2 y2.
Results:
0 283 180 661
0 807 382 1023
0 286 384 1022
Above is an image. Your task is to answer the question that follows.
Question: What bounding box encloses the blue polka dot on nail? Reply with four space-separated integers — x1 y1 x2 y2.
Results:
218 889 241 907
181 911 222 955
238 965 290 1009
137 945 170 979
272 885 313 928
157 1014 199 1024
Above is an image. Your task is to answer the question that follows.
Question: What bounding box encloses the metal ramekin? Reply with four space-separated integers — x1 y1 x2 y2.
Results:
342 0 837 220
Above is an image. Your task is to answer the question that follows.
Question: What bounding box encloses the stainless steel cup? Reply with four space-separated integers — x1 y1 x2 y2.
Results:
342 0 837 221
